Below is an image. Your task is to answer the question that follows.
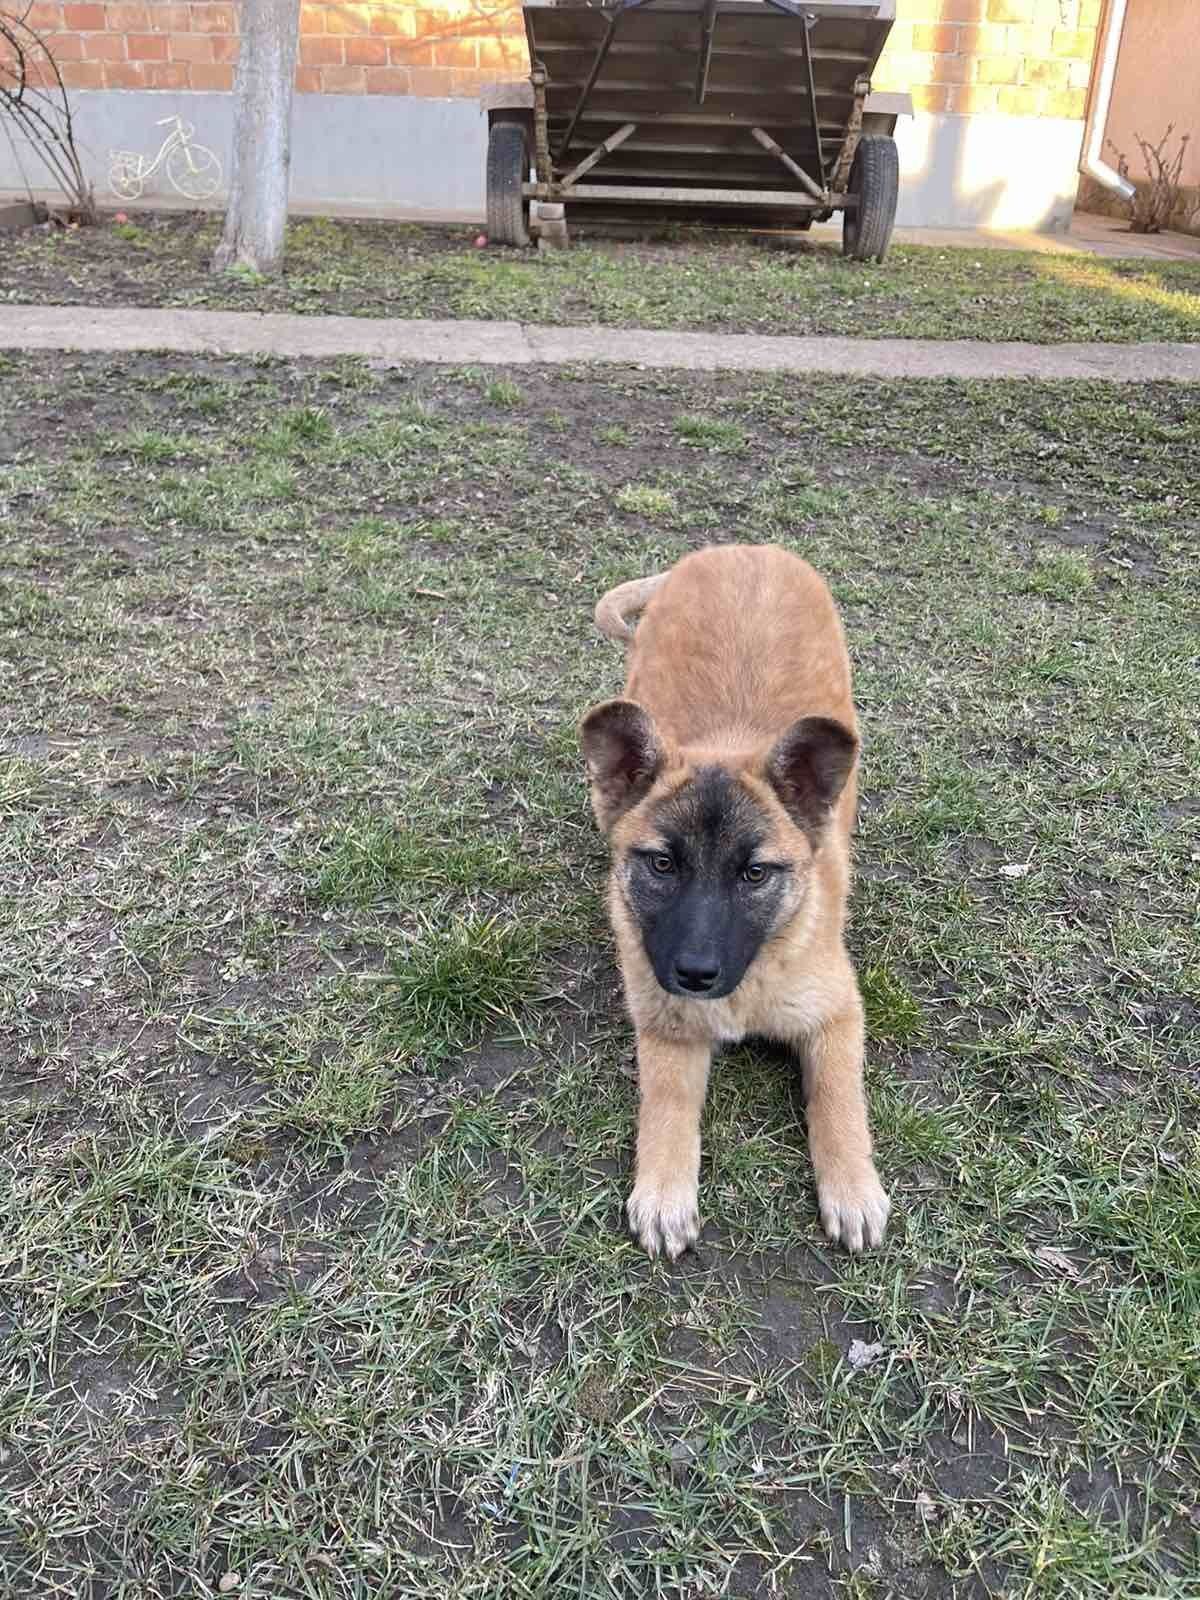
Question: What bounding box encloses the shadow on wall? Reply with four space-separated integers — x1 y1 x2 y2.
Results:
897 114 1009 232
892 23 1062 235
324 0 530 77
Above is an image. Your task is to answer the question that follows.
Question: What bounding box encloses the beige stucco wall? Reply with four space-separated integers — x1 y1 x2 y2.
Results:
1103 0 1200 185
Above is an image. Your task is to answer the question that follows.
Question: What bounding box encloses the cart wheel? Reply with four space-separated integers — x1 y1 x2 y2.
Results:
842 135 899 263
487 120 531 248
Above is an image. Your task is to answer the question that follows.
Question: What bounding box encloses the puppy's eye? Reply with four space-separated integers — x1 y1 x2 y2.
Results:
742 864 768 885
649 853 675 876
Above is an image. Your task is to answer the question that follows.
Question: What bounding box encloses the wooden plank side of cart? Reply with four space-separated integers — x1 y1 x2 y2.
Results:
481 83 911 154
506 0 898 192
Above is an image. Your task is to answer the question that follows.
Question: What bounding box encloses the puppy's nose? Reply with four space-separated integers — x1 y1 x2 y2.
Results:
674 959 720 994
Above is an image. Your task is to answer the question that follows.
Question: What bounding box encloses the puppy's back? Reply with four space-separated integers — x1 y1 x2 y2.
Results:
624 545 855 749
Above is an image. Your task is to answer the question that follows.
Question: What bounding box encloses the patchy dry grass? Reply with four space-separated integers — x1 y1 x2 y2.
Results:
1 353 1198 1598
5 210 1200 342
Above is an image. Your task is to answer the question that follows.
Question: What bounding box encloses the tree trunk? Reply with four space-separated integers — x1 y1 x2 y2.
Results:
213 0 300 276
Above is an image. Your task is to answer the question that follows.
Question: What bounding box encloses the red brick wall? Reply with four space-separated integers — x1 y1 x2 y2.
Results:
17 0 526 95
20 0 1097 114
19 2 239 92
293 1 525 98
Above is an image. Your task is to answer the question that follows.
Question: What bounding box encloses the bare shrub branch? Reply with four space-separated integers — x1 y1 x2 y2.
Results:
1107 124 1198 236
0 8 96 221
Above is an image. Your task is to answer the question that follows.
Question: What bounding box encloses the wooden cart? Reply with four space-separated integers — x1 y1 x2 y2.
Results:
482 0 910 259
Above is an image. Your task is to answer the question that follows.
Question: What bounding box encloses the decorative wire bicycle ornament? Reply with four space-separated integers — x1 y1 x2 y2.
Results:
108 114 222 202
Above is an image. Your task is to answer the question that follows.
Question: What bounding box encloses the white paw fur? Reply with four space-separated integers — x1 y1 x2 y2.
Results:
627 1179 701 1260
817 1161 890 1252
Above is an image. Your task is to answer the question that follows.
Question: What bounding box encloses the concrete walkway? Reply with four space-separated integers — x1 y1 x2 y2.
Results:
730 210 1200 262
2 303 1198 380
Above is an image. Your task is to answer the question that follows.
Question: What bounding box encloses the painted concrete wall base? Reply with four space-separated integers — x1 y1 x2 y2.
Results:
895 112 1083 233
0 90 487 217
0 91 1083 234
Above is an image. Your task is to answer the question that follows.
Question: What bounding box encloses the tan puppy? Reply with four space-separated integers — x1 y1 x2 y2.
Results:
581 545 889 1258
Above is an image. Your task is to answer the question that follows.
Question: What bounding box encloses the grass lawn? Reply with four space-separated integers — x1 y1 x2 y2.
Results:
1 350 1199 1598
5 210 1200 343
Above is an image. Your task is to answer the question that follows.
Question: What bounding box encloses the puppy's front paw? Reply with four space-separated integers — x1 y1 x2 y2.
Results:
817 1161 890 1252
627 1178 700 1261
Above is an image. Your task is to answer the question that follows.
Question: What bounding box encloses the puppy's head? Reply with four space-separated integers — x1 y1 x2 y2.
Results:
580 700 856 1000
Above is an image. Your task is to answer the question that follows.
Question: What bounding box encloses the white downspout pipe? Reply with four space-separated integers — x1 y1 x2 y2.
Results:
1080 0 1135 200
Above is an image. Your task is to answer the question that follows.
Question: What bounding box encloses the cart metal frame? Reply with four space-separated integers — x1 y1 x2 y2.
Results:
483 0 910 251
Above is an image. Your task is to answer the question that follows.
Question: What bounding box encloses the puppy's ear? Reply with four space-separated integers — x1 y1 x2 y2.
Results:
765 716 857 839
580 699 663 830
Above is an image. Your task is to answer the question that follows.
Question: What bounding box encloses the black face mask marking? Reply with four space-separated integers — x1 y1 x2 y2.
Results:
623 766 794 1000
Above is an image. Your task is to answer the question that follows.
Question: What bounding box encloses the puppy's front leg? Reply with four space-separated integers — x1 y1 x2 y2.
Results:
803 998 890 1252
626 1033 711 1260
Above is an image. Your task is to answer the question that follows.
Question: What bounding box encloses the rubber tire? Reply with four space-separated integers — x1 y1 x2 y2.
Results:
842 135 899 263
486 120 530 248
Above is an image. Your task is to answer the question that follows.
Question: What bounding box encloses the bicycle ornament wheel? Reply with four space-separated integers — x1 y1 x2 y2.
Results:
165 142 222 202
108 153 145 202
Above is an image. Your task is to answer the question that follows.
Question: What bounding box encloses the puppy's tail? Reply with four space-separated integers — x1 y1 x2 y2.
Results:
593 573 666 643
